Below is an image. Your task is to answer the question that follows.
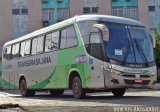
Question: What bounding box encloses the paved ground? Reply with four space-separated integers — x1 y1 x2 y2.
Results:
0 89 160 112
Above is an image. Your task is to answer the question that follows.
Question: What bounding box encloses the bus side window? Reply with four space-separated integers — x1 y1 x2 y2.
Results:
20 42 25 57
45 31 60 52
20 40 31 57
25 40 31 56
37 36 44 53
60 26 78 49
12 43 20 59
4 46 11 59
32 38 38 55
45 34 52 52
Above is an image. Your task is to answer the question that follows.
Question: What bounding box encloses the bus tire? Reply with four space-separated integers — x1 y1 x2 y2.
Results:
112 88 126 98
72 76 86 99
50 90 64 96
20 79 35 97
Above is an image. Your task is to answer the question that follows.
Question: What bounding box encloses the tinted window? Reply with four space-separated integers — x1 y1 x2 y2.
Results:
4 46 12 59
45 31 59 52
12 43 19 58
60 26 78 49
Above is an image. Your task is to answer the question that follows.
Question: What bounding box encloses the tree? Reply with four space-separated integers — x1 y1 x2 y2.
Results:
154 29 160 67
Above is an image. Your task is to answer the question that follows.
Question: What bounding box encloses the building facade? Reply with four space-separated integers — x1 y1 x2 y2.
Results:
42 0 70 27
0 0 42 88
12 0 42 39
111 0 139 20
70 0 111 16
148 0 160 34
0 0 42 54
70 0 149 29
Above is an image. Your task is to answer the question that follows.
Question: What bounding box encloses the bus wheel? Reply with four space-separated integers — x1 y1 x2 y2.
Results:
50 90 64 96
112 88 126 98
72 76 86 99
20 79 35 97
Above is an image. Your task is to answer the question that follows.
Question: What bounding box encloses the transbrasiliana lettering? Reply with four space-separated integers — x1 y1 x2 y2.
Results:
18 57 51 68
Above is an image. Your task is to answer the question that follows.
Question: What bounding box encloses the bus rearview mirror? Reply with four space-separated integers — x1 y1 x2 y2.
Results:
150 33 156 48
93 24 109 42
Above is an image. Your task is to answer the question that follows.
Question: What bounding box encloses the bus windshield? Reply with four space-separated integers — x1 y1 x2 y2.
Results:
104 23 154 64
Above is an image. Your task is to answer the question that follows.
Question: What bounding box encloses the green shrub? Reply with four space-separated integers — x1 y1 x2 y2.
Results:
154 30 160 67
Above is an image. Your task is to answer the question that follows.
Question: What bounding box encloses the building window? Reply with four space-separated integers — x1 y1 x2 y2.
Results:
57 9 69 22
83 7 98 13
92 7 98 13
43 9 69 23
12 9 20 15
83 0 98 13
21 9 28 15
112 0 117 2
83 7 90 13
84 0 98 6
149 6 155 12
12 9 28 15
111 8 139 20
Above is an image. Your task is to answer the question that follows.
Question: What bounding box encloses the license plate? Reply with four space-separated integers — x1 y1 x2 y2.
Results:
135 79 143 83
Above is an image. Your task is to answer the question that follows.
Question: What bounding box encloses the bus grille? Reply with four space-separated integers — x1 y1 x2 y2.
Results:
124 79 150 85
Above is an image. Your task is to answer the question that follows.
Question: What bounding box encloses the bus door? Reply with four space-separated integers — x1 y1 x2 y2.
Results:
89 57 105 88
88 32 105 88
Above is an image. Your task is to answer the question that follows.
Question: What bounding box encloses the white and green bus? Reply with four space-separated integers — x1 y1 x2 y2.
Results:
2 15 157 98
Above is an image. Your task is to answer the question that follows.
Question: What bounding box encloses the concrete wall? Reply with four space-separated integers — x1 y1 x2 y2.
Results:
69 0 149 30
148 0 160 31
0 0 42 56
12 0 29 39
0 0 13 55
138 0 149 29
70 0 84 17
70 0 111 17
28 0 42 33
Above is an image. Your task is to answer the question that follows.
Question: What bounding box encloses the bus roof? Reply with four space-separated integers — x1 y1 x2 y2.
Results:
4 15 144 47
75 15 143 26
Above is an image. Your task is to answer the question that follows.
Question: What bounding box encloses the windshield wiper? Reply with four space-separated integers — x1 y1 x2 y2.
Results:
134 39 149 66
122 44 131 65
122 36 132 65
